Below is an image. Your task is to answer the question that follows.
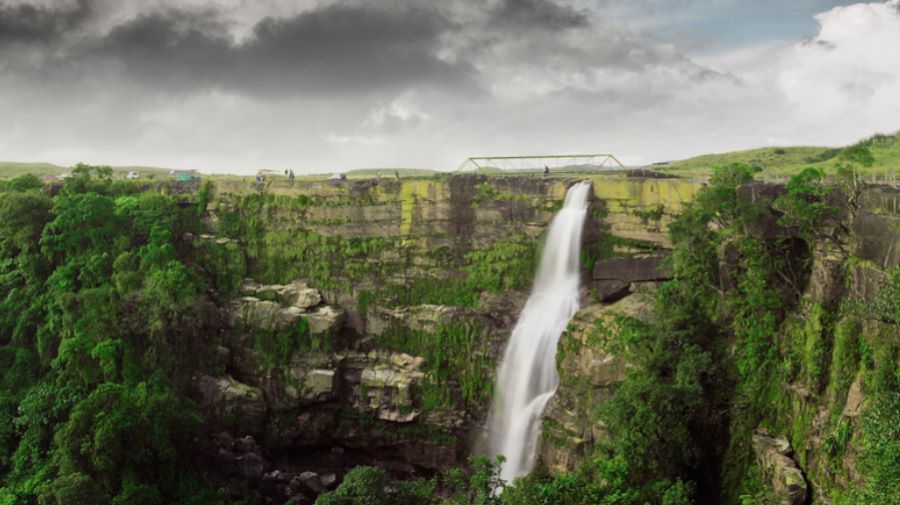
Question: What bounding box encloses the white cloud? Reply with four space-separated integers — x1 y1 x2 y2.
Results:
1 0 899 172
364 97 431 130
774 0 900 142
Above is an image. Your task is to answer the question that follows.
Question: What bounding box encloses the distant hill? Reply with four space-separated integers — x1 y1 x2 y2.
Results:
0 162 69 179
659 132 900 178
0 161 176 180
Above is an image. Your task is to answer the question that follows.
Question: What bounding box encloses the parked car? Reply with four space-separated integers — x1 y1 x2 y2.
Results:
126 171 140 179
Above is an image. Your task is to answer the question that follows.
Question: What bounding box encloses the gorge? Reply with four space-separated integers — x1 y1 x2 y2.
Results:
0 166 897 505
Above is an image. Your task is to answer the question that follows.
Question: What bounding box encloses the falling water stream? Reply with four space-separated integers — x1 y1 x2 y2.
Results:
486 180 592 484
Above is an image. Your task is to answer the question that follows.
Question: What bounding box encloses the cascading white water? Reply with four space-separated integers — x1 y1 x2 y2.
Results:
486 180 592 484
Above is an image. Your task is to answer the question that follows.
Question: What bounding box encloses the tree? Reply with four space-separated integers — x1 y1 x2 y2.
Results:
0 192 52 258
314 466 437 505
5 174 44 193
772 167 835 240
839 144 875 168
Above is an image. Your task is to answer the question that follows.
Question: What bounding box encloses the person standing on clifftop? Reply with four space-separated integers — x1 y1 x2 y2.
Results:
543 165 550 177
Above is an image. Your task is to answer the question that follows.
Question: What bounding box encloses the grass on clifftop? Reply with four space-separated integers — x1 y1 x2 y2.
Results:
660 132 900 178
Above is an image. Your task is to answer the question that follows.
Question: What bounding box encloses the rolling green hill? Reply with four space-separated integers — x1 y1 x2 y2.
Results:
0 161 175 180
0 161 69 179
660 132 900 178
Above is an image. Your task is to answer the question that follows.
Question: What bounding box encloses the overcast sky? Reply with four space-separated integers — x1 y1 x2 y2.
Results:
0 0 898 173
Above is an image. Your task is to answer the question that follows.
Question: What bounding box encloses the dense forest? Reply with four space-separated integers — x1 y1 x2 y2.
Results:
0 155 897 504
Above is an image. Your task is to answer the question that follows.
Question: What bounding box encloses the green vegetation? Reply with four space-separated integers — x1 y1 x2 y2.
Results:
0 162 69 180
463 240 537 293
0 161 175 180
216 192 394 290
662 131 900 179
216 191 541 306
315 456 505 505
771 167 836 240
375 322 494 412
0 166 239 504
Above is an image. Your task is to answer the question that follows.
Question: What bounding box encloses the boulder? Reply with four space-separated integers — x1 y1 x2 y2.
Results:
302 305 346 334
751 432 808 505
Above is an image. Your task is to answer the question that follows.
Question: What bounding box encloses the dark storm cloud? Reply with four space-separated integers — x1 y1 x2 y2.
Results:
0 0 91 43
488 0 589 30
1 1 475 98
238 4 472 96
92 9 234 91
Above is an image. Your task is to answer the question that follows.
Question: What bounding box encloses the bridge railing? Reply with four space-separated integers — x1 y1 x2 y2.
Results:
457 154 627 173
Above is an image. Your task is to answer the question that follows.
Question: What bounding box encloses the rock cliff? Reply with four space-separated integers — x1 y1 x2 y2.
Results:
192 174 895 504
192 173 701 501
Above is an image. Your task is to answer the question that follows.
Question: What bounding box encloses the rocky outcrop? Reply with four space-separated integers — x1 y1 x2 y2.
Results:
231 281 344 334
752 432 808 505
195 374 267 433
230 297 301 332
365 304 460 336
242 280 322 309
346 351 426 423
206 432 339 503
592 256 671 283
540 295 650 473
591 256 672 302
303 305 346 335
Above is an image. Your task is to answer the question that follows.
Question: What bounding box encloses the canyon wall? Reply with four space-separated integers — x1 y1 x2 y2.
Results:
196 174 896 504
194 173 700 501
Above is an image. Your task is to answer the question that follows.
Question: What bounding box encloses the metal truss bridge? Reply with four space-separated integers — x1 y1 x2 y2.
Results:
457 154 626 173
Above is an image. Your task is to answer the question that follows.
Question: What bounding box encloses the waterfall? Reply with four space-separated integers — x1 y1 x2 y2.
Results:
486 180 592 485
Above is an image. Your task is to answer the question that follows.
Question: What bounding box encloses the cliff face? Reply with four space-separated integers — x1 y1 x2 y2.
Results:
194 174 701 501
195 174 895 504
540 182 899 504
